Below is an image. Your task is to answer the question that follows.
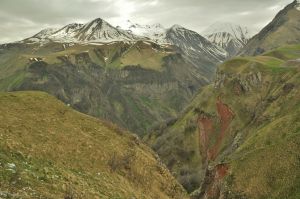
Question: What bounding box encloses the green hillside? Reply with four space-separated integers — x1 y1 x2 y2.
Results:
0 41 206 136
0 91 189 199
145 44 300 198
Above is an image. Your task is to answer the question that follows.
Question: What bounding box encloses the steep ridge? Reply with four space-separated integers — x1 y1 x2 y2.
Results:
166 25 227 78
240 0 300 56
203 22 250 57
0 91 189 199
145 44 300 198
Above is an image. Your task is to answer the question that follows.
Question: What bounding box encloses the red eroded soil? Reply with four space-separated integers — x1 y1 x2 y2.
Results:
215 164 229 180
209 98 235 160
197 97 235 161
196 97 233 198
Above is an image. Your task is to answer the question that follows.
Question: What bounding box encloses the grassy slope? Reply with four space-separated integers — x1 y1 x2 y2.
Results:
145 45 300 198
220 45 300 199
0 91 189 199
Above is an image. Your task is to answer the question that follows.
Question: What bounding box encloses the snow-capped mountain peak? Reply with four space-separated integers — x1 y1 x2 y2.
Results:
170 24 185 31
117 20 167 44
48 23 83 42
24 18 227 63
60 23 83 33
33 28 60 39
166 24 227 62
203 22 250 42
26 18 143 44
203 22 251 56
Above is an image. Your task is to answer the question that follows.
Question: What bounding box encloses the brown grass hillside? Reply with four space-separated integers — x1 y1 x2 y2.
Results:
0 91 189 199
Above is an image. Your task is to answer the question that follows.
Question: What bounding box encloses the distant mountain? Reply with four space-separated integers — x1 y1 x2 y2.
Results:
117 20 168 44
119 21 227 66
239 0 300 55
203 22 250 57
167 24 227 62
25 18 143 44
166 25 227 76
24 18 227 74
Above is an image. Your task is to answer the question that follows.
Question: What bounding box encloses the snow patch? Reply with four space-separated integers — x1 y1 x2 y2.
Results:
202 22 251 54
118 20 168 44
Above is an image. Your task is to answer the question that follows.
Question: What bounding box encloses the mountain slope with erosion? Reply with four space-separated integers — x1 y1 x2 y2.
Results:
145 44 300 198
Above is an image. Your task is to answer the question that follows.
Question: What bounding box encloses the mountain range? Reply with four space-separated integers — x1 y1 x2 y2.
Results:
22 18 249 60
0 17 234 136
1 1 300 198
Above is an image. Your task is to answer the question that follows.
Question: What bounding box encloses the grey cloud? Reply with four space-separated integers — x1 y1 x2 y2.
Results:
0 0 294 43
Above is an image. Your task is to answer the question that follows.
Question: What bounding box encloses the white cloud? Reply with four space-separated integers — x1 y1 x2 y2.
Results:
238 11 252 16
268 5 281 10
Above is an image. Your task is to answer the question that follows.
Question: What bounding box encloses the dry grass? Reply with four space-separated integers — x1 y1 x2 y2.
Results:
0 91 189 199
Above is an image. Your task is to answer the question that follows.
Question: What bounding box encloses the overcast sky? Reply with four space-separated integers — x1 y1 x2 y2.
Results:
0 0 294 44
